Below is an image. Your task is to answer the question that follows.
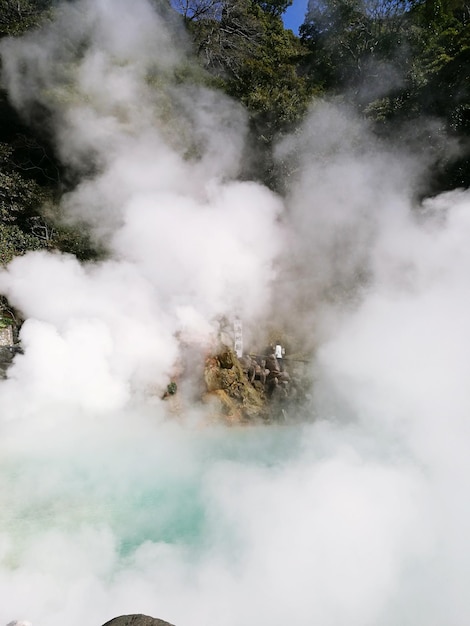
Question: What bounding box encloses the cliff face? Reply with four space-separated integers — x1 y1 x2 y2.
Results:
201 341 312 424
203 348 268 424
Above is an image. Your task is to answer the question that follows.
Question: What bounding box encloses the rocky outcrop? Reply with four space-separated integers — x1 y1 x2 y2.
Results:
0 346 15 379
201 343 312 424
101 615 175 626
203 347 268 423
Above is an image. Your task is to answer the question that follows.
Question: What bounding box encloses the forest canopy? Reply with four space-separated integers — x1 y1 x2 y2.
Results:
0 0 469 264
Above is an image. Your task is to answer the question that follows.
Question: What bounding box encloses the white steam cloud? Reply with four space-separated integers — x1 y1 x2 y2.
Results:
1 2 470 626
0 0 284 422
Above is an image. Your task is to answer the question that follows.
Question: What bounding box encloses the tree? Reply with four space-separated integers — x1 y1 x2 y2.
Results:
253 0 293 18
300 0 417 93
0 0 53 38
225 10 312 133
172 0 225 21
409 5 470 189
187 0 313 183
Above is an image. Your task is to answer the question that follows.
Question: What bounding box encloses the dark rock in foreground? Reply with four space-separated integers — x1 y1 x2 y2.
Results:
102 615 175 626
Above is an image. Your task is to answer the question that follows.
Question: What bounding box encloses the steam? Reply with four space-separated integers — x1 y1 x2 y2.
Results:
0 0 283 422
1 2 470 626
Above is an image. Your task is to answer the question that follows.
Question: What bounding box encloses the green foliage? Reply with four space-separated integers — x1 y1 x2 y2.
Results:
0 134 103 264
226 10 312 128
0 222 45 265
167 381 178 395
1 0 469 274
49 222 105 261
0 167 50 223
297 0 470 190
0 140 55 264
190 0 313 122
0 316 13 328
0 0 53 38
300 0 417 93
188 0 315 183
189 0 264 79
253 0 293 17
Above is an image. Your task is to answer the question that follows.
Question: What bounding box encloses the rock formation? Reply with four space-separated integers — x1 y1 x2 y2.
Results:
101 615 175 626
203 347 268 423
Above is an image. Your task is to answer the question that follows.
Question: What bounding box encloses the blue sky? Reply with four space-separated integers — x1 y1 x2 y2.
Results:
282 0 309 33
